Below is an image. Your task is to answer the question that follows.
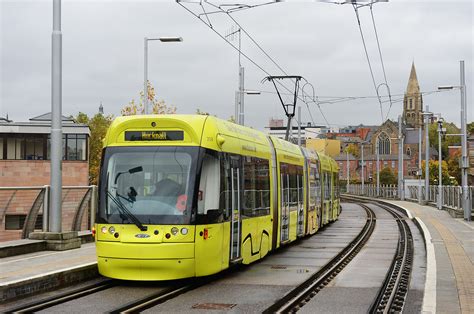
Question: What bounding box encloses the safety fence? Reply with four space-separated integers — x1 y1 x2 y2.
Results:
345 183 474 213
0 186 97 242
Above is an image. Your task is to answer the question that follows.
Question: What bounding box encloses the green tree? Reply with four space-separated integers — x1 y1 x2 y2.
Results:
421 159 455 185
345 143 360 158
428 121 460 159
75 112 114 185
446 151 461 185
467 121 474 134
379 167 397 185
196 109 210 115
121 81 176 115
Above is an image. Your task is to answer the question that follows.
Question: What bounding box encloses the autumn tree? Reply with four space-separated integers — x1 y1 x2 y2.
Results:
75 112 113 185
379 167 397 185
121 81 176 116
345 143 360 158
421 159 456 185
446 151 461 185
428 121 461 158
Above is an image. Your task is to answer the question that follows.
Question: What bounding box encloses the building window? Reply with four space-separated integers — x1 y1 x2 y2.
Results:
407 147 411 156
6 137 25 160
0 138 3 160
25 136 45 160
409 99 413 109
377 132 391 155
47 134 88 161
392 161 396 168
5 214 43 230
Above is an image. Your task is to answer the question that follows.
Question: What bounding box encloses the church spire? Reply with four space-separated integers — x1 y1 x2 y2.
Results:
406 62 420 94
403 62 423 128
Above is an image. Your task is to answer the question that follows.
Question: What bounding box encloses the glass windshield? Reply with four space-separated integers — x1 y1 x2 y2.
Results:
98 146 199 225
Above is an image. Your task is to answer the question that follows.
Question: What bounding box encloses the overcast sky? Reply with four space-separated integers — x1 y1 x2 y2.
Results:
1 0 472 130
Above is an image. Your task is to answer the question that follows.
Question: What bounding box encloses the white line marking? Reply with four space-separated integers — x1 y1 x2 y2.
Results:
0 246 96 266
415 217 437 314
0 262 97 287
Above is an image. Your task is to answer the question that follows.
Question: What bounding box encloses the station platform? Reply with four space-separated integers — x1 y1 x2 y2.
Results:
384 200 474 314
1 199 473 313
0 242 97 302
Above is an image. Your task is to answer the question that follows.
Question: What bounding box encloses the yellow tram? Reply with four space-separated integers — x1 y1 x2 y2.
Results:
94 115 340 280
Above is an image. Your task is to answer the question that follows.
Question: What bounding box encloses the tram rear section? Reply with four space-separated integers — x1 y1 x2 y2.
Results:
95 114 341 280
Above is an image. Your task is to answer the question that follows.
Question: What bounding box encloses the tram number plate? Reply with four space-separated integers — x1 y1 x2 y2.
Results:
125 131 184 141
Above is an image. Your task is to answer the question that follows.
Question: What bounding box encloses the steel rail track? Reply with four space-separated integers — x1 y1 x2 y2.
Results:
263 203 376 314
6 278 116 313
108 280 207 314
368 202 414 313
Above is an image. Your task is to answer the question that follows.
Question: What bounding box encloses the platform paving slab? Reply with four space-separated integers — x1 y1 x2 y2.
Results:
0 242 97 302
386 200 474 314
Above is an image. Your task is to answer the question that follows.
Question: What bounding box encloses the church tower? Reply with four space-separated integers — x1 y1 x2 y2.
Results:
403 62 423 128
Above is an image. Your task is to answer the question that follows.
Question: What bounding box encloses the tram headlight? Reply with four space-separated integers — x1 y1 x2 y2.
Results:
171 227 179 236
108 226 116 234
101 226 108 234
180 228 188 235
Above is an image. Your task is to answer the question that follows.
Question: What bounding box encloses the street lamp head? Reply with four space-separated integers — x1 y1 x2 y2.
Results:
159 37 183 42
244 90 261 95
438 86 454 90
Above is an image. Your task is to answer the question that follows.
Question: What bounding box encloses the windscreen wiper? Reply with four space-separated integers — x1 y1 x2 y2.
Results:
107 190 147 231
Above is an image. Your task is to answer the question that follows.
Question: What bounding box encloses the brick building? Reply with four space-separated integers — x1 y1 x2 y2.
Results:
0 113 90 241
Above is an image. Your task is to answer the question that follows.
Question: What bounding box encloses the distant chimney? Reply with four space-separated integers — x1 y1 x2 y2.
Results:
269 118 284 128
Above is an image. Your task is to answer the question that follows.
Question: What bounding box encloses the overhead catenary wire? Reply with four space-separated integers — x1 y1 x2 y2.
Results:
177 0 325 128
352 3 385 123
369 3 394 120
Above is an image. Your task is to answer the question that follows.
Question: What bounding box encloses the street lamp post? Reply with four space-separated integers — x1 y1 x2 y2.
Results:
144 37 183 114
437 116 446 210
422 107 433 204
438 60 471 220
361 143 365 195
235 89 260 125
398 115 405 200
376 140 380 196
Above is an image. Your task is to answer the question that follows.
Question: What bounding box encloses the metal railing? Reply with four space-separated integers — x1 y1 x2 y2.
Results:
345 184 474 213
0 185 97 240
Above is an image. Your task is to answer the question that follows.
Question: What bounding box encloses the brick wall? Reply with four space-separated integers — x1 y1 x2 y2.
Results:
0 160 89 187
0 160 90 242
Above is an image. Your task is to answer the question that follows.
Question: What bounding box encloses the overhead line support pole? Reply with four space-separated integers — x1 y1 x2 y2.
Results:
50 0 62 233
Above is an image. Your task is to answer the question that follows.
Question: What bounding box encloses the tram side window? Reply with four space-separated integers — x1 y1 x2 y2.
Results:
198 152 220 215
280 163 289 210
243 157 270 217
219 153 232 220
309 165 317 211
324 172 331 201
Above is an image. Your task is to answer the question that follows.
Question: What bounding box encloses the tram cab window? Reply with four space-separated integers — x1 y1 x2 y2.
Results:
99 147 198 225
198 153 220 215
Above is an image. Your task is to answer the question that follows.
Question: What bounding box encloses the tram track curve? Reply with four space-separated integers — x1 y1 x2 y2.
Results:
263 202 377 313
368 201 414 313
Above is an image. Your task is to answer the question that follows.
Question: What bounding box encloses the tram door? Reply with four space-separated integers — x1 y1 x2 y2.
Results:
230 157 242 261
280 167 290 243
296 173 304 237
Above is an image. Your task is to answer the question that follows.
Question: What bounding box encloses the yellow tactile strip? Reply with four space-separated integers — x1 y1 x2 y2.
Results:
429 219 474 314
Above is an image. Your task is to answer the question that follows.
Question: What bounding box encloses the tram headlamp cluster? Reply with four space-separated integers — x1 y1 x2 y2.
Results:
109 226 116 234
180 228 188 235
171 227 179 236
101 226 108 234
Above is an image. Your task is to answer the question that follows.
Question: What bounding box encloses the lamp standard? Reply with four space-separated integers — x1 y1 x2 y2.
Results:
360 141 370 195
438 60 470 220
421 108 433 204
144 37 183 114
376 140 380 196
235 90 261 125
436 115 446 209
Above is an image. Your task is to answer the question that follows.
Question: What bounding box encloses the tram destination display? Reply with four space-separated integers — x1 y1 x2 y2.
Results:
125 130 184 141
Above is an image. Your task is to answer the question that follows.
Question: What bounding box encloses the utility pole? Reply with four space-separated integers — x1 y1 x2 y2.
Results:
50 0 62 232
361 143 365 195
424 106 432 204
459 61 470 220
418 126 422 204
376 140 380 196
437 117 445 210
398 115 405 200
297 106 302 147
346 149 350 192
